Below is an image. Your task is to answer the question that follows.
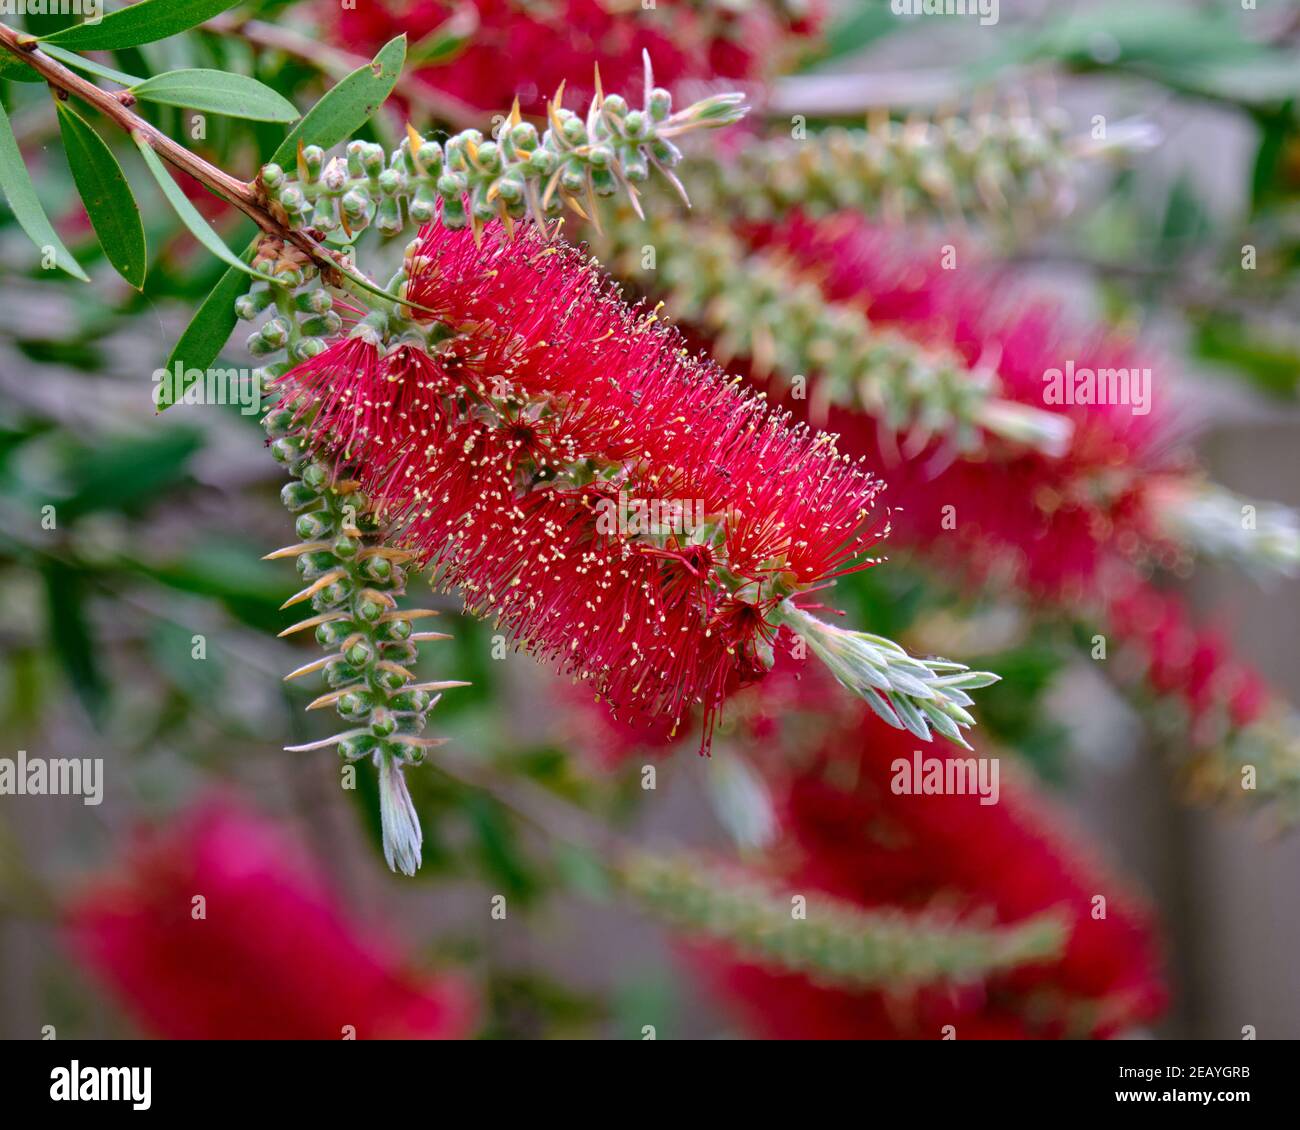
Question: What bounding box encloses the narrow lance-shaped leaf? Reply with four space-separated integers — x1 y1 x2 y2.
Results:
131 133 276 283
0 53 43 84
0 100 89 281
129 70 300 123
42 0 243 52
55 100 147 289
160 35 408 403
269 34 407 166
41 43 144 88
156 267 250 410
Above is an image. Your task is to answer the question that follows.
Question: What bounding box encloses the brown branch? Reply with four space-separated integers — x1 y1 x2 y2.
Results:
0 20 346 284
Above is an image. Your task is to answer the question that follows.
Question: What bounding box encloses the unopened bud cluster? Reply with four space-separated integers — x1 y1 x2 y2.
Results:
258 53 747 238
597 211 1070 454
623 852 1066 988
263 403 463 875
688 106 1088 226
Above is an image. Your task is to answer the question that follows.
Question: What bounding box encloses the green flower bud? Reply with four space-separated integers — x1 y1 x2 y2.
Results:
311 579 353 611
355 596 385 624
344 637 375 667
369 708 398 738
271 436 304 464
281 482 320 511
291 337 327 362
297 550 338 579
315 620 350 648
301 145 324 181
262 408 295 437
337 734 376 761
301 462 331 489
294 513 330 544
374 666 408 693
383 618 413 642
336 691 372 721
325 657 361 688
311 195 339 232
648 87 672 121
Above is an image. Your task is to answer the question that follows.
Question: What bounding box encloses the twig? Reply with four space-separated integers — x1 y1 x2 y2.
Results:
0 20 354 287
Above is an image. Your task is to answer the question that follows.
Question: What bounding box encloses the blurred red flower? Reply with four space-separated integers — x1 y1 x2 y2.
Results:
332 0 821 114
686 659 1168 1039
64 797 476 1040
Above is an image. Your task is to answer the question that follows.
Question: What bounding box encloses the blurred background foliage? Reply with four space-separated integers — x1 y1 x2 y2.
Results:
1 0 1298 1039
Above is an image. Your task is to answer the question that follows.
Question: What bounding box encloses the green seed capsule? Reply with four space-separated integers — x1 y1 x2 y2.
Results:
332 535 359 559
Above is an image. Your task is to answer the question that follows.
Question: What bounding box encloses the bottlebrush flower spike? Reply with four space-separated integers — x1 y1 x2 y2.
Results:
624 852 1066 990
265 404 466 877
65 797 476 1039
273 220 1000 752
593 209 1073 456
683 693 1168 1039
332 0 823 115
685 104 1158 229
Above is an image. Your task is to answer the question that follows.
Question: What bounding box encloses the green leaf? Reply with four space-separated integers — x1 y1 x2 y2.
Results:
42 0 243 52
408 11 475 68
157 264 250 407
269 34 406 165
41 562 109 726
23 7 78 39
131 134 275 282
0 100 89 280
158 35 408 407
130 69 300 123
55 101 147 289
57 428 204 521
0 53 43 83
42 43 143 88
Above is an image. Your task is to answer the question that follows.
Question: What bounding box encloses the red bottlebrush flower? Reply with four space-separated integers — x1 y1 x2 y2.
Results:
64 798 476 1040
1105 579 1270 738
743 211 1188 602
331 1 822 114
687 682 1168 1039
277 222 886 749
